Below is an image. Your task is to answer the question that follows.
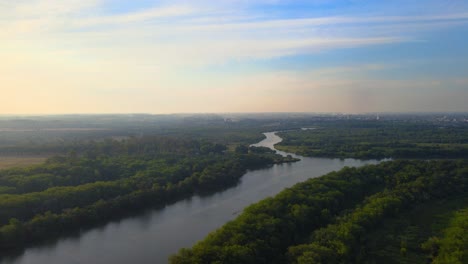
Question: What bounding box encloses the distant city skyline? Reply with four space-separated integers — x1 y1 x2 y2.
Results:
2 0 468 114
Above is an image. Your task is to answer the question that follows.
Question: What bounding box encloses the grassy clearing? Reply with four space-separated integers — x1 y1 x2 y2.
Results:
274 145 310 154
0 156 48 169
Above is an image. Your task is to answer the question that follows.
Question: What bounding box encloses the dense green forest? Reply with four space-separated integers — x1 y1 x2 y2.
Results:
0 113 311 156
276 121 468 159
2 114 468 263
170 160 468 264
0 135 297 253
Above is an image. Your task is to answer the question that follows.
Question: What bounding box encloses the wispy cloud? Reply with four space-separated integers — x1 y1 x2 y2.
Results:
2 1 467 52
2 0 467 67
75 5 196 27
1 0 468 114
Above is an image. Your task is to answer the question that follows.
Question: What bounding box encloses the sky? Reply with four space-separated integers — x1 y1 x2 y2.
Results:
1 0 468 114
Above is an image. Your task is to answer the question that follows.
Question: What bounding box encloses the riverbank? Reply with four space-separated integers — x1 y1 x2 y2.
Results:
2 133 378 264
170 160 468 264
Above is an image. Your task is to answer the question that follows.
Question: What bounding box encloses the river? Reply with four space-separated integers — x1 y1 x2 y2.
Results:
1 132 380 264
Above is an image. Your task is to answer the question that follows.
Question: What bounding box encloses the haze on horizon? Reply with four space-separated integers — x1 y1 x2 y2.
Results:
2 0 468 115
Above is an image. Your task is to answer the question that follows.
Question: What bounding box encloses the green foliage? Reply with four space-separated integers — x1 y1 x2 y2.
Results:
276 121 468 159
431 209 468 264
171 160 468 264
235 145 249 154
0 135 293 252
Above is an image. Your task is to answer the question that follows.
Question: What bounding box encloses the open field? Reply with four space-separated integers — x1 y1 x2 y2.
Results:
0 156 48 169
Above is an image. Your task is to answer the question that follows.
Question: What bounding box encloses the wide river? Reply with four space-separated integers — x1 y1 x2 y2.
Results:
2 132 379 264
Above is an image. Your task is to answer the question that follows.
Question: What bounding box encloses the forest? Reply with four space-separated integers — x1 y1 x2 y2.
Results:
170 160 468 264
276 120 468 159
0 135 297 253
1 114 467 263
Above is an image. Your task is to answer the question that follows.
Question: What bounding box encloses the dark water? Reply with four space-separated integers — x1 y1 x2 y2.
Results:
1 132 379 264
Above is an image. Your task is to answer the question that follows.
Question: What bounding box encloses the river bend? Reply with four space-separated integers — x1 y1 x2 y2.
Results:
2 132 379 264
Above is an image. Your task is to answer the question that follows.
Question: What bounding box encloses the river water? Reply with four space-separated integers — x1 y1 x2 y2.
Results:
1 132 379 264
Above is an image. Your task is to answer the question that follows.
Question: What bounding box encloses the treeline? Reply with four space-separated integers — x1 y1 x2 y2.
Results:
0 136 228 195
170 160 468 263
0 135 227 157
276 121 468 159
0 136 292 252
0 118 268 156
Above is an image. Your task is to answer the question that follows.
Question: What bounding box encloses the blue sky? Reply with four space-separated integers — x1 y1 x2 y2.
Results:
1 0 468 113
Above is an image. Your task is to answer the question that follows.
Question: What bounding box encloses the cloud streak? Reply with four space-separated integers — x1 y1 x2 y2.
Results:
2 1 467 59
1 0 468 114
75 5 196 27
